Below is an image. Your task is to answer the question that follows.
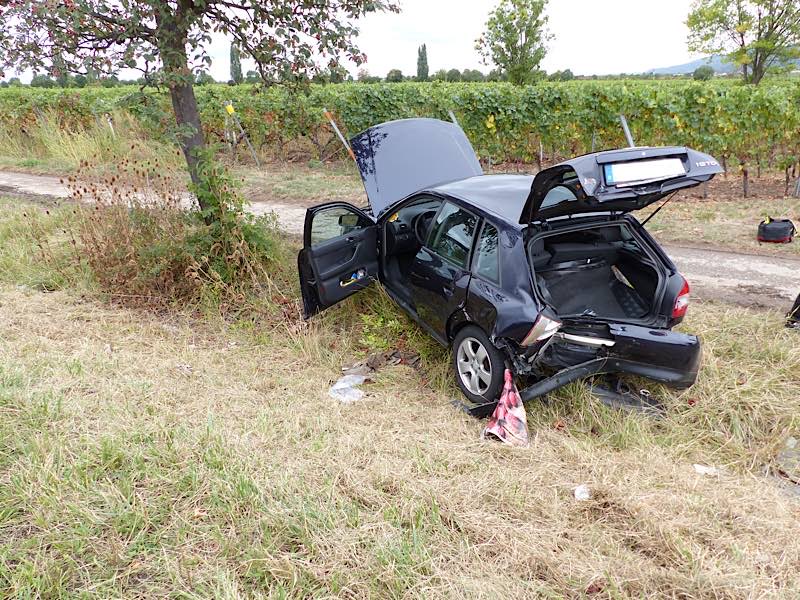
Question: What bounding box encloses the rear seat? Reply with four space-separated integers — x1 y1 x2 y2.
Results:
530 239 552 269
546 242 620 265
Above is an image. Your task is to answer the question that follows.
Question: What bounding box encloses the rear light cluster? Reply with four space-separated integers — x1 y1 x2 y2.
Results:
522 313 562 346
672 275 690 320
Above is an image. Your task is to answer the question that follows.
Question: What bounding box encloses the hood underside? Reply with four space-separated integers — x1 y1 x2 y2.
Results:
350 118 483 217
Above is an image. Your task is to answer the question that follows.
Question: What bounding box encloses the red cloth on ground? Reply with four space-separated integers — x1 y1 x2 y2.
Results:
482 369 529 447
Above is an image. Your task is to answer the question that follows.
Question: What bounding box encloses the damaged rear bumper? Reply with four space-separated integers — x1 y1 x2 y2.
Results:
603 323 701 389
466 324 700 418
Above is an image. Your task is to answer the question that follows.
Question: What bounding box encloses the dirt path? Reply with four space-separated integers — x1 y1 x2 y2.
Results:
2 169 799 311
662 245 800 310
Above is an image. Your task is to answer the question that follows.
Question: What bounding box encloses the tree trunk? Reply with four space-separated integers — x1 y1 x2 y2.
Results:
168 81 205 191
155 7 208 211
742 164 749 198
786 167 791 197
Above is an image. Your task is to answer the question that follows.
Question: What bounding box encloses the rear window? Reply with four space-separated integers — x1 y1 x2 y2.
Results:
541 184 578 209
539 168 581 211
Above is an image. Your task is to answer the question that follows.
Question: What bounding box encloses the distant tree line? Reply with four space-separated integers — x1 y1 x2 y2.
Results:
356 66 578 83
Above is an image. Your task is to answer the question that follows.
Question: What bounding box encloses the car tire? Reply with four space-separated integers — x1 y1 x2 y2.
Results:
452 325 506 405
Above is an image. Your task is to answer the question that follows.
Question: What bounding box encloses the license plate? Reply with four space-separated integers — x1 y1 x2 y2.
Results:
604 158 686 187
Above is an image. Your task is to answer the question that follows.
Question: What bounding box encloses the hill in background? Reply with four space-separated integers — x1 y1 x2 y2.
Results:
648 55 800 76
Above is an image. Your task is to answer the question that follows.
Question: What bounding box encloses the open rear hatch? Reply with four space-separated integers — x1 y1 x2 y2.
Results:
520 146 723 224
523 147 721 392
526 146 722 325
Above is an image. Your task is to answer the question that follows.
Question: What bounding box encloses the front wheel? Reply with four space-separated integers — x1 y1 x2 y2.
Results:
452 325 506 405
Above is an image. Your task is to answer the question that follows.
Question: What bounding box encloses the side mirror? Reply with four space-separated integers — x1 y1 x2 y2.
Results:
338 213 360 229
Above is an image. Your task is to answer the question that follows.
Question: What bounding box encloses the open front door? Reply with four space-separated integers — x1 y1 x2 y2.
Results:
298 202 378 318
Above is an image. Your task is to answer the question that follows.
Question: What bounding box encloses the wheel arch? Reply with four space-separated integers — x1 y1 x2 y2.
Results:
446 309 476 343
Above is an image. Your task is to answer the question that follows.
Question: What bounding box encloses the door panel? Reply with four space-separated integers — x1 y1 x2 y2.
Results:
298 203 377 318
308 229 378 306
409 248 471 338
407 201 479 339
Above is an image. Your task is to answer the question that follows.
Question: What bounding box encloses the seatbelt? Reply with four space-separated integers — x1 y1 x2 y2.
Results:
640 192 678 228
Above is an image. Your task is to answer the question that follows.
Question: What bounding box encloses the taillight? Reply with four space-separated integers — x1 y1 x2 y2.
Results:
522 313 562 346
672 276 690 320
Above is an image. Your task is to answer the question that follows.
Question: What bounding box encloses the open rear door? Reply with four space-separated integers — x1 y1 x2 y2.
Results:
298 202 378 318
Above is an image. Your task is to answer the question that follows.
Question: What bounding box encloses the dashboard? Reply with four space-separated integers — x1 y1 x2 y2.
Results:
384 200 442 256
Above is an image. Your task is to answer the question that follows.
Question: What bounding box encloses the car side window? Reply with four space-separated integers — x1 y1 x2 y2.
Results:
428 202 478 268
309 206 370 246
474 222 500 284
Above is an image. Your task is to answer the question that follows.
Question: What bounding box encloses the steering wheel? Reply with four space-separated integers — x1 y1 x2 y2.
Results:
414 210 435 245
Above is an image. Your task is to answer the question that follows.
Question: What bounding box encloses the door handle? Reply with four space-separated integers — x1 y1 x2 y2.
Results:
443 283 455 297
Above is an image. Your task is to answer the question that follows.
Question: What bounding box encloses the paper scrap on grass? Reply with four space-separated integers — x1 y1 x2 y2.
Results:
328 374 368 404
574 484 591 501
693 464 722 476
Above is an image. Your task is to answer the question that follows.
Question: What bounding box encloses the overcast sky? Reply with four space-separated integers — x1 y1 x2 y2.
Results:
10 0 702 82
217 0 702 81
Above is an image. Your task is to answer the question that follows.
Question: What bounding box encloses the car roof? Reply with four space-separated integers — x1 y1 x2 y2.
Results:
428 174 532 226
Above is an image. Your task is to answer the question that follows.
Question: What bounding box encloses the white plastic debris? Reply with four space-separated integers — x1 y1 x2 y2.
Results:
328 374 368 404
693 464 721 476
574 484 591 501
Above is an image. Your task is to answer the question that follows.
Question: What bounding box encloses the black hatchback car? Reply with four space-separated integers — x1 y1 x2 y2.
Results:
298 118 723 414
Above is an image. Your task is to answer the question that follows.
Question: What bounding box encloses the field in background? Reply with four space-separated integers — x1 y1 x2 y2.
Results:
1 196 799 597
2 80 800 186
0 80 798 263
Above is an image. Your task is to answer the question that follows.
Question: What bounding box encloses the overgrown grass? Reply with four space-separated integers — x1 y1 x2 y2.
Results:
0 198 83 290
649 194 800 256
0 110 182 175
1 197 799 597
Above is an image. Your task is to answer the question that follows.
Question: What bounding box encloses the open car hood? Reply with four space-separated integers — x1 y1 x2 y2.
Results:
350 118 483 217
520 146 723 224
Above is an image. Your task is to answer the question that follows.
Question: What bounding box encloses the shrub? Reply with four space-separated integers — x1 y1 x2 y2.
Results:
67 154 279 310
693 65 715 81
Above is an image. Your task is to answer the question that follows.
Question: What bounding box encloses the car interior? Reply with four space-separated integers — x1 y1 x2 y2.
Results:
381 196 444 303
529 224 664 322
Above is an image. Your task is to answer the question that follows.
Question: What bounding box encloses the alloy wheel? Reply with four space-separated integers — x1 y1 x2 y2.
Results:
456 336 492 396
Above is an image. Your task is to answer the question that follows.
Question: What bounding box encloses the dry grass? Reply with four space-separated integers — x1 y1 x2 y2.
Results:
0 110 182 176
1 186 800 597
1 280 800 595
647 178 800 257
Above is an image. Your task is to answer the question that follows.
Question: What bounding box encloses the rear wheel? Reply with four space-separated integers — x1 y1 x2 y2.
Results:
452 325 505 405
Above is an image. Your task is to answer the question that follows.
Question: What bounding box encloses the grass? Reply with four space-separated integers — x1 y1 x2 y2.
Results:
237 160 366 206
1 197 800 597
0 110 183 175
649 194 800 257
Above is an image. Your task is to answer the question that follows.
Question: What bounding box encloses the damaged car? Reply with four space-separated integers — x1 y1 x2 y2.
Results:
298 118 723 415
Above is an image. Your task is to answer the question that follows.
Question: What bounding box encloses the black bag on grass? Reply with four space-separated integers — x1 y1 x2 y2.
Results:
757 217 795 243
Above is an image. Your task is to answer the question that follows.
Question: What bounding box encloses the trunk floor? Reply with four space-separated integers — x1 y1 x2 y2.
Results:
539 263 649 320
